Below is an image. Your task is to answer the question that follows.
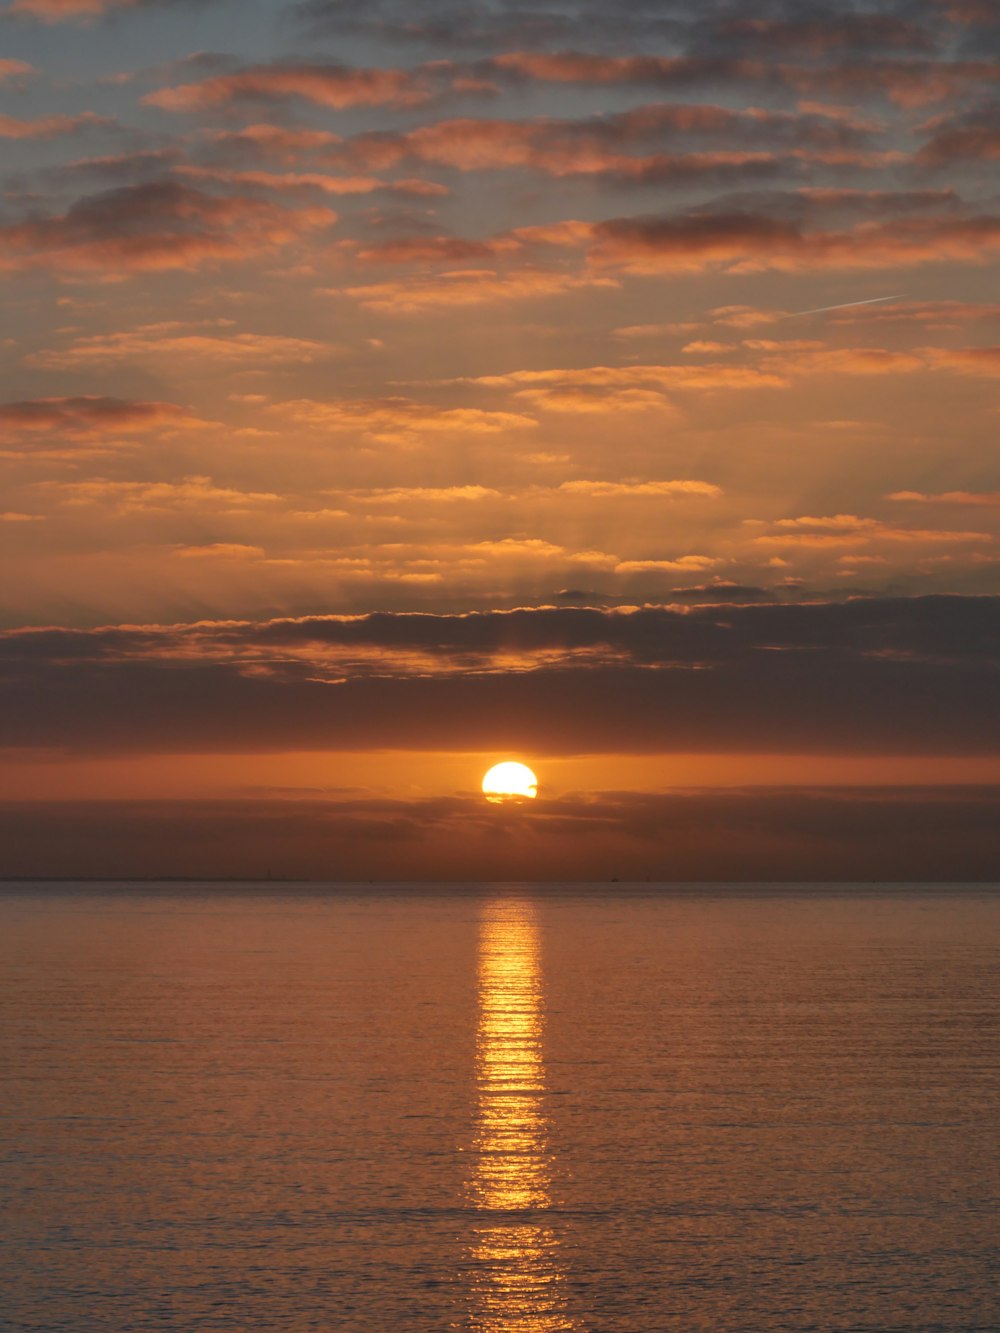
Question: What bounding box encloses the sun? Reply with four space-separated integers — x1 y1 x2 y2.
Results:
482 761 538 803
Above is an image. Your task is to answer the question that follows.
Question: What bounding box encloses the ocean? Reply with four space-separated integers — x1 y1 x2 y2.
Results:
2 883 998 1331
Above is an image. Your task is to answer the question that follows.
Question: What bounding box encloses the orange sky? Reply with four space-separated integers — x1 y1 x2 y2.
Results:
1 0 998 875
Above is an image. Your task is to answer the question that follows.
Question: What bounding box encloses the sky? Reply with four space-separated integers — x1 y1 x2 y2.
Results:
1 0 998 878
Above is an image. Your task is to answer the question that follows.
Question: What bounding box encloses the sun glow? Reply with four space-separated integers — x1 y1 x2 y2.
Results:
482 762 538 803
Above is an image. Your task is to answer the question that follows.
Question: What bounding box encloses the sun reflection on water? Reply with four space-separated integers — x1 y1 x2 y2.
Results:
467 900 577 1332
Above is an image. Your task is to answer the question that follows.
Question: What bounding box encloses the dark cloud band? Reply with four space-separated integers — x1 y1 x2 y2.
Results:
3 596 998 755
2 787 998 880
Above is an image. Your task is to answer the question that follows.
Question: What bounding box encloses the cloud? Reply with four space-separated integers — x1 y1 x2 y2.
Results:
589 210 1000 274
294 0 676 48
0 112 113 139
41 475 281 513
488 51 998 107
558 479 721 498
365 208 1000 287
3 597 999 758
271 396 537 442
758 346 927 376
7 0 221 21
341 268 618 312
353 235 517 264
4 787 1000 880
753 514 993 549
888 490 1000 507
615 555 722 573
393 356 778 414
0 181 335 277
453 362 787 395
509 386 678 413
331 101 878 184
293 0 997 59
25 324 335 370
819 300 1000 328
0 396 206 453
0 59 35 82
921 346 1000 376
29 148 185 189
667 581 777 603
175 165 445 199
173 542 266 560
917 101 1000 165
144 61 434 113
196 124 344 163
709 14 938 55
343 484 502 504
744 339 1000 381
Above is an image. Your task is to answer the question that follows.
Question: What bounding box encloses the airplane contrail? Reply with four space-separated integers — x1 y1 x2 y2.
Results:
787 295 905 318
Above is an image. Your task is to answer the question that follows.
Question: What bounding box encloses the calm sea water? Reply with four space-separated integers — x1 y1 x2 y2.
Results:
2 884 998 1332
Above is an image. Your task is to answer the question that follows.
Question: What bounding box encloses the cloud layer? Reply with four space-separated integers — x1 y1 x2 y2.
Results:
3 788 999 880
2 597 998 756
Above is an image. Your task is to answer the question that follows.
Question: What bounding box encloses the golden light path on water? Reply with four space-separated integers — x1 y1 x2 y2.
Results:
467 900 577 1332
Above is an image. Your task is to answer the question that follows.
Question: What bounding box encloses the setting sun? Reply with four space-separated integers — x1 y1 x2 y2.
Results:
482 762 538 803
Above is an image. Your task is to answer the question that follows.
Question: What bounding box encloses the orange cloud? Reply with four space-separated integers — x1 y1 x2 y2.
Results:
344 485 502 505
560 480 721 498
362 211 973 287
197 124 344 162
271 397 537 442
42 476 282 513
920 128 1000 165
490 51 998 108
921 346 1000 377
887 491 1000 507
754 515 993 548
344 118 781 182
420 356 786 414
916 102 1000 168
145 62 430 113
825 301 1000 330
25 325 335 371
760 346 927 375
742 339 1000 382
178 163 447 202
789 60 997 108
0 181 334 277
459 363 787 392
509 387 678 414
0 112 111 139
0 396 205 448
491 52 768 86
615 555 722 573
354 236 517 264
589 211 1000 274
341 268 618 312
467 537 617 568
176 166 390 196
709 305 784 328
174 543 266 560
0 60 35 82
7 0 137 17
332 101 883 185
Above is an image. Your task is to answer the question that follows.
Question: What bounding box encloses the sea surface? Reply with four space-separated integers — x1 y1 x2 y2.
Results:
1 883 998 1332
